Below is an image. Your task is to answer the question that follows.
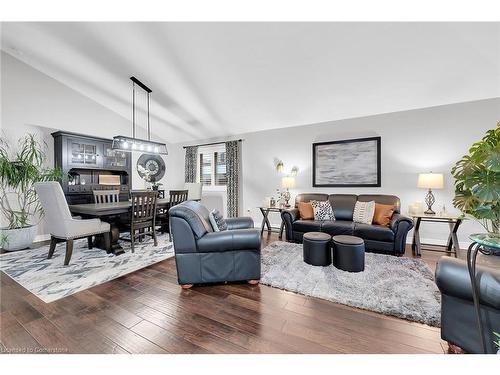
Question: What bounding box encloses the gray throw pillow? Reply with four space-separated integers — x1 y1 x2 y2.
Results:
209 209 228 232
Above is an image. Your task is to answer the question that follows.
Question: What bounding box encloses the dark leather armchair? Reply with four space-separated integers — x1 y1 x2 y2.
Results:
282 193 413 255
435 256 500 353
169 201 261 288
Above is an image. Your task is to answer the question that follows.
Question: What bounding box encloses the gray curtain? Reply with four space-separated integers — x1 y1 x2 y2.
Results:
184 146 198 183
226 140 241 217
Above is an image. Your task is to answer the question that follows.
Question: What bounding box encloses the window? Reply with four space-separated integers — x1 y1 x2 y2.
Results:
197 145 227 187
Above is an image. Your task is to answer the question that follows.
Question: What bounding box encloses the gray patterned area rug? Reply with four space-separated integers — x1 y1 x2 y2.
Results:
0 234 174 303
261 241 441 326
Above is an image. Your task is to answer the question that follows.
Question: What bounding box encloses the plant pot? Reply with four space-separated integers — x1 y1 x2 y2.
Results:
0 225 38 251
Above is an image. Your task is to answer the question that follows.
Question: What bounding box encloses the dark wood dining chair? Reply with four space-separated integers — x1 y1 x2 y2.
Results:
158 189 189 235
120 190 158 252
93 189 120 203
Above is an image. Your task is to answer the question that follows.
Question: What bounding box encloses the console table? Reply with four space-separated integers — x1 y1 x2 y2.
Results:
258 206 286 239
411 214 463 256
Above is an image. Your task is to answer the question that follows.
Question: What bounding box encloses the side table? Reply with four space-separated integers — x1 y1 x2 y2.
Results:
258 206 286 239
411 214 462 256
467 233 500 354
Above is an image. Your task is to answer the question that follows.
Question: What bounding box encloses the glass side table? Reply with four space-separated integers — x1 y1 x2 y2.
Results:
467 233 500 353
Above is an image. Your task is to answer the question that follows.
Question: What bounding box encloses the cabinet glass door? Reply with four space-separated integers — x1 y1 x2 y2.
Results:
103 143 128 168
69 140 99 167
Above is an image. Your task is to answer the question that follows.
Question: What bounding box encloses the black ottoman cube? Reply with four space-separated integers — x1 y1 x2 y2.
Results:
303 232 332 266
332 235 365 272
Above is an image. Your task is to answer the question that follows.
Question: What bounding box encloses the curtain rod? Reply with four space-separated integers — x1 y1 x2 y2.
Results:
183 139 243 149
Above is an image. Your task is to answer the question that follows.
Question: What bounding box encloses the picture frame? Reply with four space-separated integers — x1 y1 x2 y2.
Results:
312 136 381 187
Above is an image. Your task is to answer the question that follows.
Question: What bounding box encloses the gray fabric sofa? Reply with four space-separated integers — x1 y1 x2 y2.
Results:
169 200 261 287
435 256 500 353
281 193 413 256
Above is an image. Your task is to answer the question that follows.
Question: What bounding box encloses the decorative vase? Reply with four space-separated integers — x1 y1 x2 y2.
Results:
0 225 38 251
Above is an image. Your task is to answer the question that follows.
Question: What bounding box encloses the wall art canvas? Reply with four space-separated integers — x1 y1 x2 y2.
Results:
313 137 381 187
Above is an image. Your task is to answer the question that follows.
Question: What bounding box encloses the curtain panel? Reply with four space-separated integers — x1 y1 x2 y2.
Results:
184 146 198 183
225 140 241 218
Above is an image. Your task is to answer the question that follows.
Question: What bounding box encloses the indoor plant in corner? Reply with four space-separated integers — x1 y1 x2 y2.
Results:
451 123 500 250
0 134 61 251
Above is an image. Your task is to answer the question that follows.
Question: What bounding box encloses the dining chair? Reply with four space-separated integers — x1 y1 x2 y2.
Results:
184 182 202 201
157 189 188 235
120 190 158 252
93 189 120 203
34 182 111 265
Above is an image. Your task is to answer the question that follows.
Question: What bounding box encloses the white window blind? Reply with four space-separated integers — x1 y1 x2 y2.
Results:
197 144 227 187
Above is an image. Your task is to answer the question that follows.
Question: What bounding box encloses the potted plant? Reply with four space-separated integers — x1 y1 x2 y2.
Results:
0 134 61 251
451 123 499 246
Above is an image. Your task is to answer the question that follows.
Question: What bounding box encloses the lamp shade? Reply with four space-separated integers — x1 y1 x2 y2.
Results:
281 176 296 189
417 173 444 189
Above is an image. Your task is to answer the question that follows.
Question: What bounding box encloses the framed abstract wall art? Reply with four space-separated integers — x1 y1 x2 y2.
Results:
312 136 381 187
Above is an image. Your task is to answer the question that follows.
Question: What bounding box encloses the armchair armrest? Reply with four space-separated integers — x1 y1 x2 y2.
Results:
281 208 299 241
197 228 261 253
225 217 254 230
436 257 500 310
390 213 414 255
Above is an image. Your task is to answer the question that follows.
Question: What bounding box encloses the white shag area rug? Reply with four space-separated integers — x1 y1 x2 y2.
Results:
260 241 441 326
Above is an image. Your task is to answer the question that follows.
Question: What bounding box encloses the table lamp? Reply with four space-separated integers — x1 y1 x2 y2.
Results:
417 172 444 215
281 176 295 207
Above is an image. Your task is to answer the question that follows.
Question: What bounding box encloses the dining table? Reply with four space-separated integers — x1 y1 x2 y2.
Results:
69 198 171 255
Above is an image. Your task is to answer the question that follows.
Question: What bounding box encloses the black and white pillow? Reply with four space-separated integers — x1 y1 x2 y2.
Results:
310 200 335 221
209 209 228 232
353 200 375 225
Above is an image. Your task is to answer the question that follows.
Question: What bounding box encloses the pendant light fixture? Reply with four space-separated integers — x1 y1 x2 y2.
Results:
112 76 168 155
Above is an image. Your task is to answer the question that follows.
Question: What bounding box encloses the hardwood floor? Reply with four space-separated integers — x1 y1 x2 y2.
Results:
0 234 448 354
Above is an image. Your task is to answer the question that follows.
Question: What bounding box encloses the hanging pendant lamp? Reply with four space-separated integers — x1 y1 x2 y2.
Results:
112 76 168 155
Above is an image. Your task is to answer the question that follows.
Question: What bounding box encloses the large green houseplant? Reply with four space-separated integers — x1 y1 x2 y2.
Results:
451 123 500 238
0 134 61 251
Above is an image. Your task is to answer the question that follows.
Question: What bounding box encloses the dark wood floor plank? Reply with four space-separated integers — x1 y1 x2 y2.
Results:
22 316 82 354
0 311 46 353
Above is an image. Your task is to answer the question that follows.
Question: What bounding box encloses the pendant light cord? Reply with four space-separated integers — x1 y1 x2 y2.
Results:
132 81 136 139
147 92 151 141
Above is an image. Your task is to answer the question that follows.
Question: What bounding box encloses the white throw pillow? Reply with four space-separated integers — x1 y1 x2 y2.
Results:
209 209 227 232
353 200 375 225
310 200 335 221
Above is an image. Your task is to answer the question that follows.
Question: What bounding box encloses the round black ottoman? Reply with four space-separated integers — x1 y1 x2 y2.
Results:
332 235 365 272
303 232 332 266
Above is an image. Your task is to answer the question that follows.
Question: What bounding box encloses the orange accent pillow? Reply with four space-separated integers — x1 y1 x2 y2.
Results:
373 203 394 226
298 202 314 220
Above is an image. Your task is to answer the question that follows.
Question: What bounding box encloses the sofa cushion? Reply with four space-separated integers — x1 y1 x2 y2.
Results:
358 194 401 214
328 194 357 221
321 220 354 236
295 193 329 206
298 202 314 220
373 203 394 226
311 200 335 220
353 223 395 242
353 200 375 225
292 220 323 233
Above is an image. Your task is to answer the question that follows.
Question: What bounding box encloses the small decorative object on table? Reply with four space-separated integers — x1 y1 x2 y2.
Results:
417 172 444 215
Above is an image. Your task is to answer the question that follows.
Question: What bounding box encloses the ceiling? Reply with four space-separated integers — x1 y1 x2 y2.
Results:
1 22 499 143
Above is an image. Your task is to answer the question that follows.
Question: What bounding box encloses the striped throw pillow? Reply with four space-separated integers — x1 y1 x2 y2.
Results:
353 201 375 225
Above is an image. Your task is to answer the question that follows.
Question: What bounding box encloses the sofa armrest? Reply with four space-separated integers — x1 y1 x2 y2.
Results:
436 257 500 310
226 217 254 230
281 208 299 241
390 213 414 255
197 228 261 253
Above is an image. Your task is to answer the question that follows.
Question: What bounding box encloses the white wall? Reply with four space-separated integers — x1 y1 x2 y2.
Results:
176 98 499 247
1 52 185 238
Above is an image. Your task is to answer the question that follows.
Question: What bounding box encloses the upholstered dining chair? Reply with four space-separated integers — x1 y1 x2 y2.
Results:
93 189 120 203
184 182 202 201
34 182 111 265
120 190 158 252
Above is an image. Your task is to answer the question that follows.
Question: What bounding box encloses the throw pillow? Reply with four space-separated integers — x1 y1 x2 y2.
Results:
209 209 228 232
353 201 375 225
373 203 395 226
310 200 335 221
298 202 314 220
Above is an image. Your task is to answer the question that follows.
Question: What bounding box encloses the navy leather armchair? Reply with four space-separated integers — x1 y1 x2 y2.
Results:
169 201 261 288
